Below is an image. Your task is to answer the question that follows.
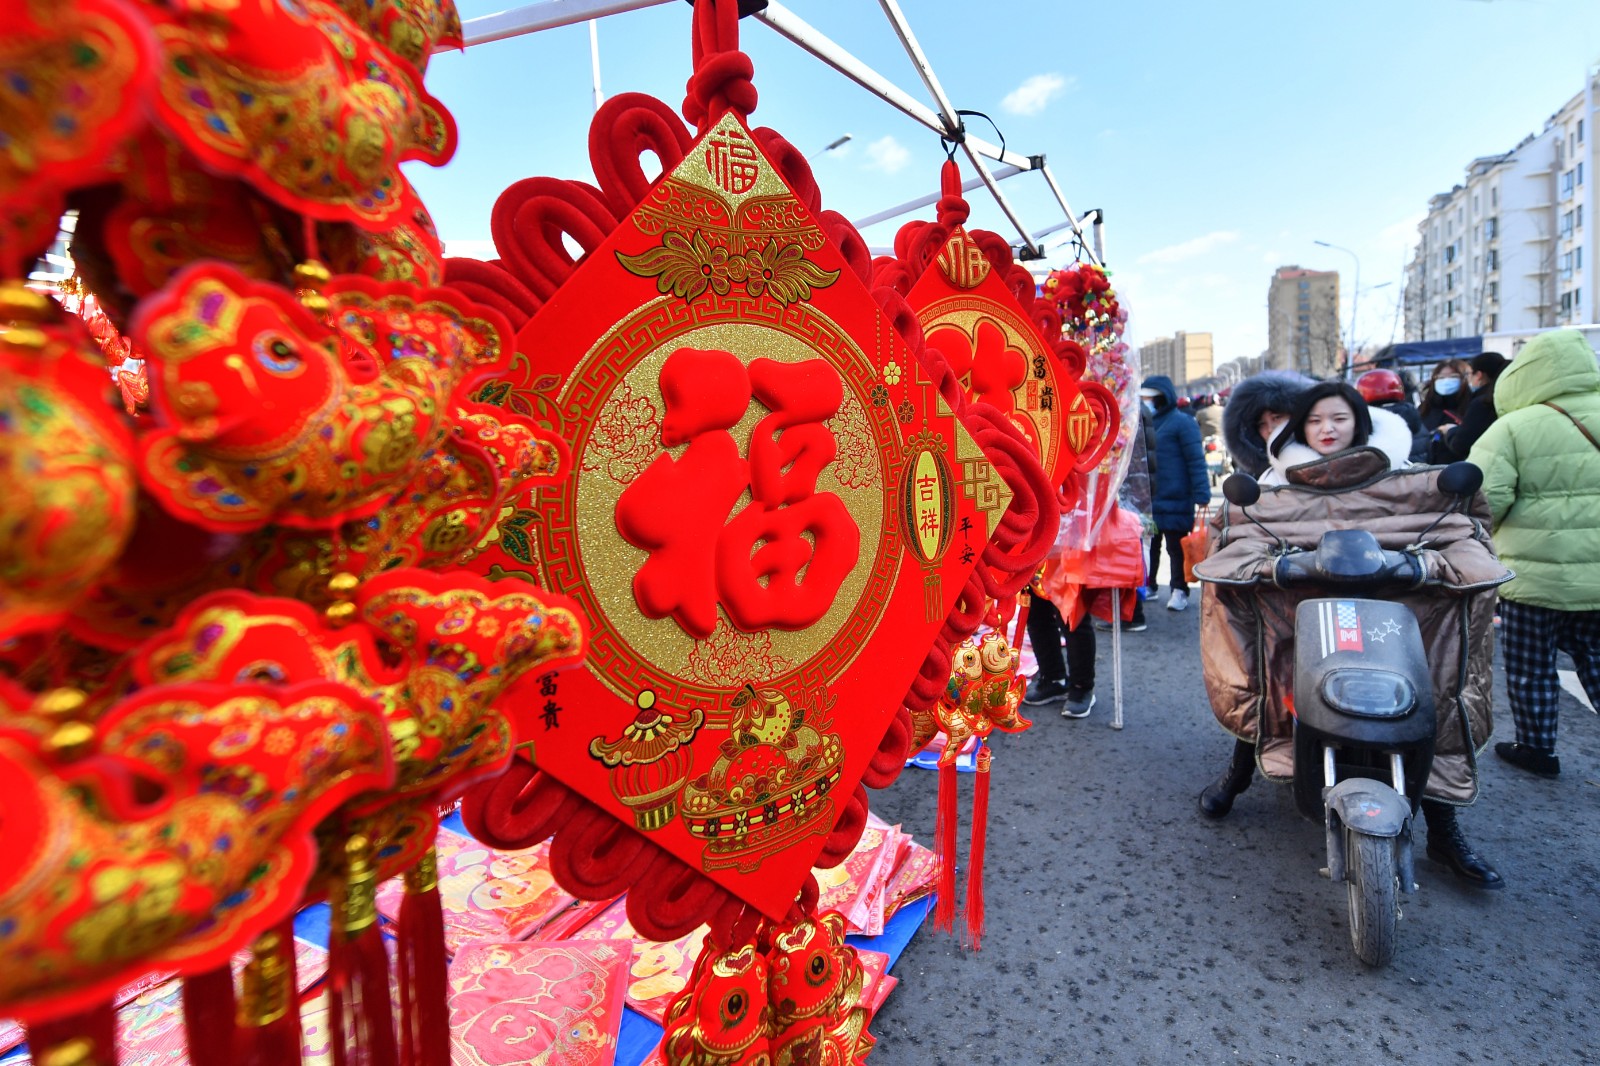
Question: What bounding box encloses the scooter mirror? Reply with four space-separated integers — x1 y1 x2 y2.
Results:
1437 462 1483 498
1223 472 1261 508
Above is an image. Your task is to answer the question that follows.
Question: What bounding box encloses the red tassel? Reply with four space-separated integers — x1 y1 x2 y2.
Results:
396 847 450 1066
1012 591 1033 654
932 758 959 933
26 1002 115 1065
236 922 302 1066
181 963 238 1066
964 745 992 951
329 835 400 1066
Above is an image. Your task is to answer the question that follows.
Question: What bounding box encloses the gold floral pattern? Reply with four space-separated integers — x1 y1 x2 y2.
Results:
582 378 661 485
683 622 795 686
617 230 839 308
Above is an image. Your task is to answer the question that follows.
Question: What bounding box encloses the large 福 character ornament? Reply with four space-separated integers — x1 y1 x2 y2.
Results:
452 0 1056 949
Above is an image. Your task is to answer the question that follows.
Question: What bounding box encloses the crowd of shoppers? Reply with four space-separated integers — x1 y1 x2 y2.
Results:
1025 331 1598 894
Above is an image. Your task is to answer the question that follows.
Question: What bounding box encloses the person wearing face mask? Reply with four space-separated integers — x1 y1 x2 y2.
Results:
1222 369 1317 478
1430 351 1508 464
1199 381 1505 889
1418 358 1472 442
1140 375 1212 611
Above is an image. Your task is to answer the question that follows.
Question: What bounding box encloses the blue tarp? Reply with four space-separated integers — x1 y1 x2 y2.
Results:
1369 336 1485 366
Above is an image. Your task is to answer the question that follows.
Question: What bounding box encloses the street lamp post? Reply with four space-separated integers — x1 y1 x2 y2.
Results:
1315 239 1360 380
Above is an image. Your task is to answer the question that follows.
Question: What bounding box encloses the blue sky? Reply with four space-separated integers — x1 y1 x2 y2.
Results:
411 0 1600 369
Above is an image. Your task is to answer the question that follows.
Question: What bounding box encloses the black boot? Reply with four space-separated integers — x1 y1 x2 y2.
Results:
1199 739 1255 819
1422 800 1504 890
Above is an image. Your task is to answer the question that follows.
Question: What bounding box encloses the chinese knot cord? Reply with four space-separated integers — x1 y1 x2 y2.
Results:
936 159 971 230
439 256 539 332
395 848 449 1066
681 0 757 134
813 782 870 868
588 93 694 215
860 709 913 790
458 756 580 850
236 924 303 1066
179 964 238 1066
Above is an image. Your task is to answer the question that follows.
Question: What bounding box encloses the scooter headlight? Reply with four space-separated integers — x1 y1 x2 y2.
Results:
1319 669 1417 719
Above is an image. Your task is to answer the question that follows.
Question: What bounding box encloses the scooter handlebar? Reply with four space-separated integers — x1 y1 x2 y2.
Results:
1272 548 1425 592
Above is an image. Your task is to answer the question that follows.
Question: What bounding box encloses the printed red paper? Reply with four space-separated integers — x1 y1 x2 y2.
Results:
567 896 710 1024
447 940 630 1066
375 827 577 957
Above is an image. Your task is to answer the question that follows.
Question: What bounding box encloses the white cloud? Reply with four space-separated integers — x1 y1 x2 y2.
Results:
442 238 496 259
1001 73 1073 116
863 136 911 175
1136 230 1242 267
1260 250 1281 265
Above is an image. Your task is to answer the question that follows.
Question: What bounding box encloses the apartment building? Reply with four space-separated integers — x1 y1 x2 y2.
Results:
1404 72 1598 340
1136 331 1213 389
1267 266 1341 377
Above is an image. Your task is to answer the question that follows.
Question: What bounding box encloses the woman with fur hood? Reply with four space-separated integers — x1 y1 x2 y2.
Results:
1259 381 1417 485
1199 381 1504 889
1222 370 1316 479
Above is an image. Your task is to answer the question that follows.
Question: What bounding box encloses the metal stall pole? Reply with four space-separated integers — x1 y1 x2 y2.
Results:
1110 588 1124 730
851 164 1026 231
457 0 673 47
874 0 1041 258
1037 163 1102 267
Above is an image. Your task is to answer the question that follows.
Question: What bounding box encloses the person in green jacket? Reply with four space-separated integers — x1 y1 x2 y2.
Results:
1468 329 1600 779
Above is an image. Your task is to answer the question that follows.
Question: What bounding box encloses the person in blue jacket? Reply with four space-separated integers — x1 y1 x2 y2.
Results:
1141 375 1212 611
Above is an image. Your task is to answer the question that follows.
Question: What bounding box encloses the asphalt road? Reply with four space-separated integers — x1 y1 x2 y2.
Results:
865 572 1600 1065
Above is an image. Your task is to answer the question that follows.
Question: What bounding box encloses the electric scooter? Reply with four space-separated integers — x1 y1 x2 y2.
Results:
1218 461 1484 967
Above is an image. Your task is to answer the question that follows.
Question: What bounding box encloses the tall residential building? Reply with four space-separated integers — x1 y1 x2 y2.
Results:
1267 266 1341 377
1403 71 1598 340
1136 331 1213 388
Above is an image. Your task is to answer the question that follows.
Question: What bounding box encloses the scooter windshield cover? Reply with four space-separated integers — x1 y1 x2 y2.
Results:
1320 669 1416 719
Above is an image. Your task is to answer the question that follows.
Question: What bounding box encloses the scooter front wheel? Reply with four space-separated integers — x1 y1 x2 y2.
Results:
1345 827 1399 967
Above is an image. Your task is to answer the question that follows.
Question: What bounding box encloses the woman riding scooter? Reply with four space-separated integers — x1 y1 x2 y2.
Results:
1196 382 1504 890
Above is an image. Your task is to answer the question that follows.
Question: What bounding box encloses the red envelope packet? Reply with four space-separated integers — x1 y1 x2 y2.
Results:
884 840 938 919
855 948 891 1008
447 940 631 1066
867 973 899 1015
566 897 709 1024
814 816 896 935
375 827 577 957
